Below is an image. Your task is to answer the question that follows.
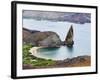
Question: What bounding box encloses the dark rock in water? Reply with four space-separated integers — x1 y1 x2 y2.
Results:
64 25 74 47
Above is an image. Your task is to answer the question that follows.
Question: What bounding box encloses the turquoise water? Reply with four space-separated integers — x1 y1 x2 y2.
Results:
23 19 91 60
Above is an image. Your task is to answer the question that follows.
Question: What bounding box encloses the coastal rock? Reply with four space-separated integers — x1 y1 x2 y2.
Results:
38 34 61 47
64 25 74 47
23 28 61 47
23 28 40 45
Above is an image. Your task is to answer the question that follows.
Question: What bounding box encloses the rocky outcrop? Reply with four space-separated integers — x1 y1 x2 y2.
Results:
38 34 61 47
23 28 40 45
23 25 74 47
23 28 61 47
64 25 74 47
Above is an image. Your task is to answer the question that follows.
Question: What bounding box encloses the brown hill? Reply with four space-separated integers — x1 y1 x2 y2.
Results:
23 28 61 47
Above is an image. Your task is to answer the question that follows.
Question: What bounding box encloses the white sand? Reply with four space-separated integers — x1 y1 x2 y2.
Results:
29 47 42 54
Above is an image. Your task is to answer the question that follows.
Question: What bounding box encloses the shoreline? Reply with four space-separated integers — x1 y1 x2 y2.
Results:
23 55 91 69
29 47 42 54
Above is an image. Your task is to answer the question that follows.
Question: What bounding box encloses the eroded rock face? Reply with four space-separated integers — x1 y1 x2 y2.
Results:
23 28 61 47
64 25 74 47
38 34 61 47
23 25 74 47
23 28 40 45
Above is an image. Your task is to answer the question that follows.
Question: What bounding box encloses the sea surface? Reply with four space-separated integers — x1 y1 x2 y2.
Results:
23 18 91 60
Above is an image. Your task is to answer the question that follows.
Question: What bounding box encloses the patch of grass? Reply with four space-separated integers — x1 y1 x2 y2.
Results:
23 44 56 67
31 59 55 66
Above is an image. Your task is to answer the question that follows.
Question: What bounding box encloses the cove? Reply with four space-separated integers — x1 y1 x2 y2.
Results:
24 19 91 60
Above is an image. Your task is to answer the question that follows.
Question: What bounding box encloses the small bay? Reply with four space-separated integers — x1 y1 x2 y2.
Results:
23 18 91 60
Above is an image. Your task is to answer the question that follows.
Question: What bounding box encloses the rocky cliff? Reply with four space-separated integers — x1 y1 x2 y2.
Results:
38 34 61 47
23 25 74 47
23 28 61 47
23 28 40 45
64 25 74 47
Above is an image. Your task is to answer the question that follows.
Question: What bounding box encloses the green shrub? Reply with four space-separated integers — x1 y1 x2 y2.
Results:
23 44 56 67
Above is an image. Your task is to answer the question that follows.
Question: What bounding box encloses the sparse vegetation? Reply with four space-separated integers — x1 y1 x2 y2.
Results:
23 44 56 67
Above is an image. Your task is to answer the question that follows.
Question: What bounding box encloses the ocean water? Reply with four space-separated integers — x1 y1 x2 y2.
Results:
23 19 91 60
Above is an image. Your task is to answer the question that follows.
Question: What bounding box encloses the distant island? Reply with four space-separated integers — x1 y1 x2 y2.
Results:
23 10 91 24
